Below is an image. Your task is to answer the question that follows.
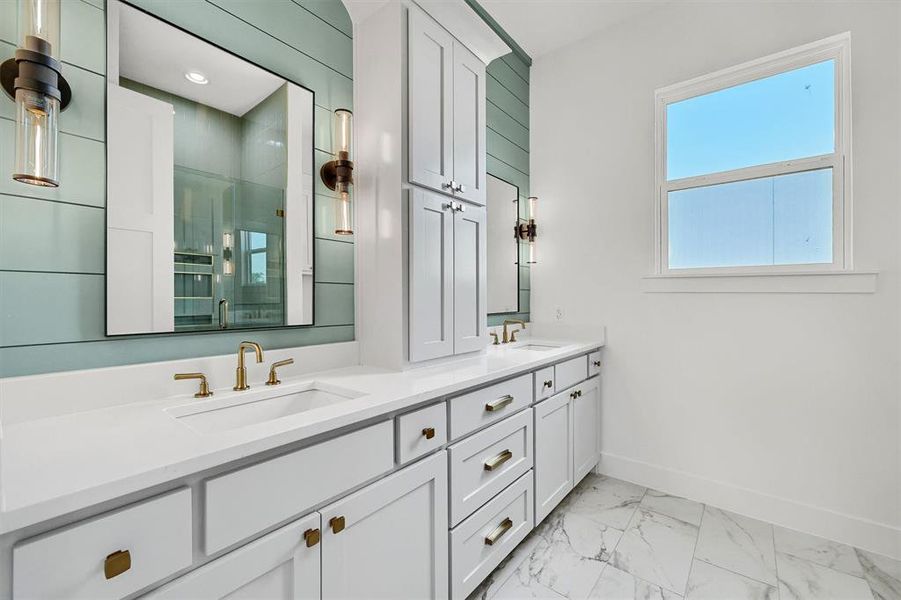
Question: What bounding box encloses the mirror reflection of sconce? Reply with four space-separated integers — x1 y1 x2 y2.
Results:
1 0 72 187
516 196 538 264
222 232 234 276
319 108 354 235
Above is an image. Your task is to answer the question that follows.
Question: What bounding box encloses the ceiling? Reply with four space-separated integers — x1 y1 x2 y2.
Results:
479 0 670 59
117 2 284 117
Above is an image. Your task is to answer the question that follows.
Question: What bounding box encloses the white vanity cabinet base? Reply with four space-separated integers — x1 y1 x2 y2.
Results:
450 471 534 600
204 421 394 555
534 391 574 525
321 451 448 600
448 409 533 526
143 513 320 600
572 376 601 483
13 488 192 600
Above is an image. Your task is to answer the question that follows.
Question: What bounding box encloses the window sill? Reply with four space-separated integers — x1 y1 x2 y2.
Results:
642 270 878 294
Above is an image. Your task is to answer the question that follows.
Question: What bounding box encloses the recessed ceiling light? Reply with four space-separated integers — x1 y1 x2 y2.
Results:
184 71 209 85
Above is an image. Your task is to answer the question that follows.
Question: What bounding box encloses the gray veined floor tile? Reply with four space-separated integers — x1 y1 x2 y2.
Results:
511 510 622 600
776 552 874 600
773 526 864 577
568 475 647 530
492 557 566 600
610 507 699 595
640 490 704 527
856 549 901 600
685 559 777 600
694 507 778 586
467 529 546 600
589 564 682 600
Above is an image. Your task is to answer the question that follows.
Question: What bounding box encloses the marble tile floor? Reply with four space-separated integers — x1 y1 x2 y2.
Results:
467 475 900 600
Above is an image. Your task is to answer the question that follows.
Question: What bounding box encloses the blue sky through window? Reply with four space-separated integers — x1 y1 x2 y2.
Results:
667 60 835 181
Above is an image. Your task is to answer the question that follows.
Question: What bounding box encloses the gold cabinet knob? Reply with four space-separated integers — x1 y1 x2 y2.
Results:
422 427 436 440
329 516 346 534
303 528 321 547
543 380 553 389
593 360 601 367
104 549 131 580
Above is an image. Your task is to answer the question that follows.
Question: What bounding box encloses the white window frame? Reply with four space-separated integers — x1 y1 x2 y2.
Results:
653 33 852 276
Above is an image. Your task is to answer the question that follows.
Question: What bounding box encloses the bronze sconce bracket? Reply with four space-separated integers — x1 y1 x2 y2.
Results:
319 157 354 192
515 220 537 242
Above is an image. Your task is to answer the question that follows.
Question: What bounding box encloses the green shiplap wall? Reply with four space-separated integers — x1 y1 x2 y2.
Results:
486 52 531 327
0 0 355 377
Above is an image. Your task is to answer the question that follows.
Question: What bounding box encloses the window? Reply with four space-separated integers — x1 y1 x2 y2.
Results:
241 230 268 285
655 34 851 274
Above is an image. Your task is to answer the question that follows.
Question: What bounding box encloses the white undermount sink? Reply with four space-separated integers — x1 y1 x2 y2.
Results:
512 343 560 352
166 382 365 434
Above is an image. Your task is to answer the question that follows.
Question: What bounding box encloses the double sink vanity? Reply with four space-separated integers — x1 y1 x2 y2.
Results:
0 336 604 599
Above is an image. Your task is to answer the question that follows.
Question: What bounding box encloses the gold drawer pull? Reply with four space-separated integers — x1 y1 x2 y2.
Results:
485 395 514 412
593 360 601 367
543 380 553 389
304 528 321 547
422 427 436 440
484 518 513 545
330 516 346 534
484 449 513 471
104 549 131 580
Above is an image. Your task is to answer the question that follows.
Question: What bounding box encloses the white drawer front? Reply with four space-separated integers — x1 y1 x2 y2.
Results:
448 409 533 526
396 401 447 464
450 471 533 600
534 366 555 402
204 420 394 554
449 374 532 440
13 489 192 600
588 350 602 377
555 355 588 391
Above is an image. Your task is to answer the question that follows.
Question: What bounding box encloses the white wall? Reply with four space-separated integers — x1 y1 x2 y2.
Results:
530 1 901 558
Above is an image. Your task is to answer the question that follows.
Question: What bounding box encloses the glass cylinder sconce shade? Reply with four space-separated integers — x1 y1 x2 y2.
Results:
320 108 354 235
14 87 58 186
1 0 70 187
19 0 60 58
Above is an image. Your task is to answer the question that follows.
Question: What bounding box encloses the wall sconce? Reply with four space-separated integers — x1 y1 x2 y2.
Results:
516 196 538 264
319 109 354 235
222 232 234 276
1 0 72 187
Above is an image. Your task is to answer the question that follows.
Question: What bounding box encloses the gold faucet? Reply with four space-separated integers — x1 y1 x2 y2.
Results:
174 372 213 398
266 358 295 386
502 319 526 344
234 341 264 391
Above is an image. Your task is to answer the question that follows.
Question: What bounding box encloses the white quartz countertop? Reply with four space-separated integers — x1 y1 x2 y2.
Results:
0 338 602 534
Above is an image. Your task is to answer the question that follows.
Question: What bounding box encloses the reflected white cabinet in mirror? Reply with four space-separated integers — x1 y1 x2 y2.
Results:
105 0 315 335
486 175 519 314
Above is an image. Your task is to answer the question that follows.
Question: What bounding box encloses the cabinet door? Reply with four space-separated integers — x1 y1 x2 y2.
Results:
408 7 454 194
572 377 601 484
534 393 573 524
451 41 487 205
410 188 455 361
321 452 448 600
144 513 320 600
453 204 487 354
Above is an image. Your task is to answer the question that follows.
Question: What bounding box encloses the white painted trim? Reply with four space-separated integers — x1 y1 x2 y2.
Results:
653 33 853 278
597 452 901 561
642 270 876 294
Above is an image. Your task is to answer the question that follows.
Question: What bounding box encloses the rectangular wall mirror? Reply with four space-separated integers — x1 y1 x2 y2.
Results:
487 174 520 314
105 0 315 335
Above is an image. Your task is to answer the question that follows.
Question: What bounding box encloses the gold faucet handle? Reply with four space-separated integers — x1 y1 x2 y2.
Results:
489 332 499 345
174 372 213 398
266 358 295 386
509 328 521 343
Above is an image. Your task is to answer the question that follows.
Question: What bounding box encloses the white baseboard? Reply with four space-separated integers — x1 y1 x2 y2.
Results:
596 451 901 561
